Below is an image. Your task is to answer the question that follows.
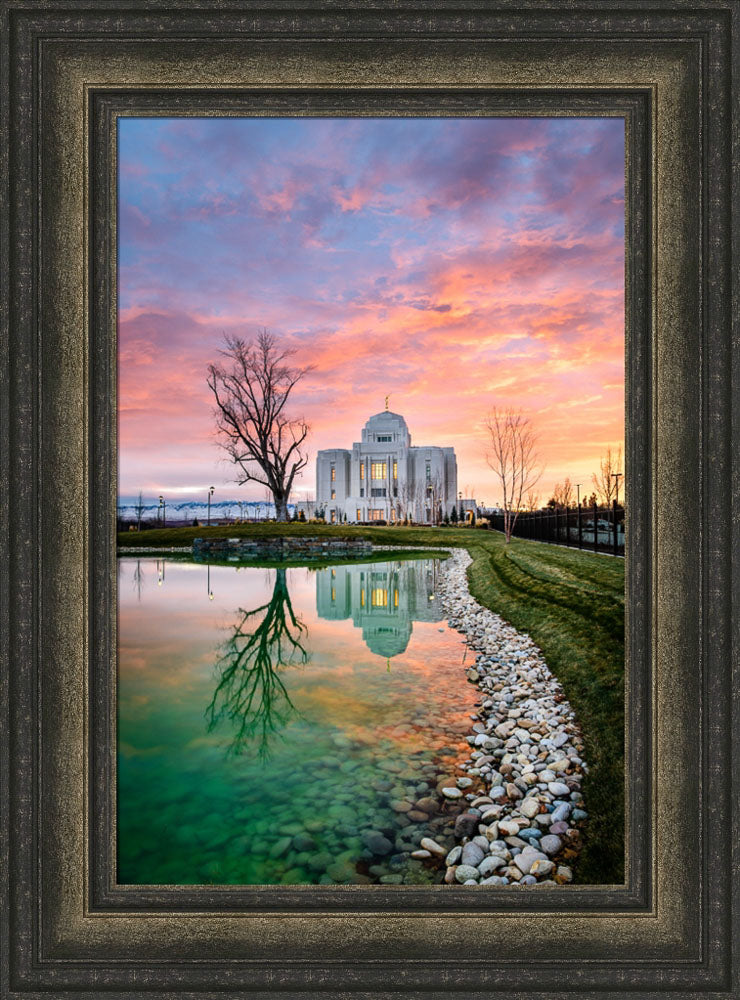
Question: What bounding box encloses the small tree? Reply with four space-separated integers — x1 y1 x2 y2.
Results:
450 505 458 524
552 478 574 508
592 446 623 507
135 490 145 532
484 408 543 543
525 489 540 512
207 330 313 521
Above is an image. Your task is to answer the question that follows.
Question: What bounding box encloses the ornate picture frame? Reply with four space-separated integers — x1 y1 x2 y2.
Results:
1 2 737 997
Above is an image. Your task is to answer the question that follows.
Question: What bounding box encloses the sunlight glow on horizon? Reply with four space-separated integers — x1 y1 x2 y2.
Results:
118 116 625 503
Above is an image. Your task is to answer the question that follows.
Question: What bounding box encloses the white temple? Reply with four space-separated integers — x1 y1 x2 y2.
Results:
298 406 460 524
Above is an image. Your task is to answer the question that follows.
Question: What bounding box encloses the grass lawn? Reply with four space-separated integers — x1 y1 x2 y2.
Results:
118 522 624 884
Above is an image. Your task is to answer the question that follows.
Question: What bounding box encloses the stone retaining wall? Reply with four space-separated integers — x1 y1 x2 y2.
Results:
192 536 373 560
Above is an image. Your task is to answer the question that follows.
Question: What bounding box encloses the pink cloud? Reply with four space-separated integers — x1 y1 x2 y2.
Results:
118 117 624 501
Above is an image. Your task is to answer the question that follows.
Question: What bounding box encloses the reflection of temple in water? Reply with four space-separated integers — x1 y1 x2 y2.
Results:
315 560 443 658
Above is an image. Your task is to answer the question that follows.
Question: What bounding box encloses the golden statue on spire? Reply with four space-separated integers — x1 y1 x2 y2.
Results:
385 395 389 411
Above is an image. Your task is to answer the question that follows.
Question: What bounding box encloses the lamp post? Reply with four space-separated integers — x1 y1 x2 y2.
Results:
458 490 463 524
158 495 166 528
207 485 214 526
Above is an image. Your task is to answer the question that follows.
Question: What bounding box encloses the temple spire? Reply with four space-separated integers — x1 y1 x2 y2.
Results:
384 395 389 411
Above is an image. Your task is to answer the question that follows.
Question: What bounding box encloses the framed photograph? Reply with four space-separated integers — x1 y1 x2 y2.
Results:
1 3 737 998
115 111 627 894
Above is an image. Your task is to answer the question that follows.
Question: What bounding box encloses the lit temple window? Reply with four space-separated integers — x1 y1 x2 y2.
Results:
371 461 387 480
330 465 336 481
330 510 336 523
361 588 365 607
371 588 388 607
356 508 362 521
331 490 336 499
331 588 336 602
394 588 399 608
393 460 397 479
360 465 364 480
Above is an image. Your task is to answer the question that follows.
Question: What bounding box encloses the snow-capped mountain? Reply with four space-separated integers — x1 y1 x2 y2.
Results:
116 497 296 524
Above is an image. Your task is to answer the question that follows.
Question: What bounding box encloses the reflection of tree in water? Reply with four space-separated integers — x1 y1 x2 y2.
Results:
205 567 308 759
132 560 144 601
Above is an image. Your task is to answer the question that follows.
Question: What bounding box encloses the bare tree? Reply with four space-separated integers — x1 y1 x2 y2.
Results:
134 490 145 532
592 446 623 507
398 477 418 524
207 330 313 521
525 489 540 512
427 473 445 525
552 477 574 508
484 408 543 543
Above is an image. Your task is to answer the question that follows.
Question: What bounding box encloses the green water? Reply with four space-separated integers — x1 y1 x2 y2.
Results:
117 555 479 885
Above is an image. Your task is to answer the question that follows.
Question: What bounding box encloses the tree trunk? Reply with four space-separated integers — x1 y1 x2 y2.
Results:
274 494 289 522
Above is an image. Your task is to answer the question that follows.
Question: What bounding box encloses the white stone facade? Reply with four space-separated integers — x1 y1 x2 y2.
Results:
301 410 460 525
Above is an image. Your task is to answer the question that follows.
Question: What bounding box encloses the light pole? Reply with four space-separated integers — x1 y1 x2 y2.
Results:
158 495 166 528
576 483 581 507
207 485 214 526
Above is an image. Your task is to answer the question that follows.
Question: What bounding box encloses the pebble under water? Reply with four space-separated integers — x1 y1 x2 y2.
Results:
117 555 481 885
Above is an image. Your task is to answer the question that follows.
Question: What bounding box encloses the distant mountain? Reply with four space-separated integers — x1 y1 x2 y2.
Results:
116 498 296 523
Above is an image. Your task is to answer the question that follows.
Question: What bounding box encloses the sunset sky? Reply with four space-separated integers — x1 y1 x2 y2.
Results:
118 116 624 506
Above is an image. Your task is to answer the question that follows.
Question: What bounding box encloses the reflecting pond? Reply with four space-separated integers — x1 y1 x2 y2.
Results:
117 554 480 885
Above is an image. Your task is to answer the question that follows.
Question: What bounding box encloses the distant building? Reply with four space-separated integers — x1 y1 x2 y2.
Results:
297 406 462 524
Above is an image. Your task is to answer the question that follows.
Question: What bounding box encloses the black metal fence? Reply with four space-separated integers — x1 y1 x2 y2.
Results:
487 502 625 556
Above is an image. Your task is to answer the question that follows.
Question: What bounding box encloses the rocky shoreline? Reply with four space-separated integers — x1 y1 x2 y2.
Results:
423 546 588 885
